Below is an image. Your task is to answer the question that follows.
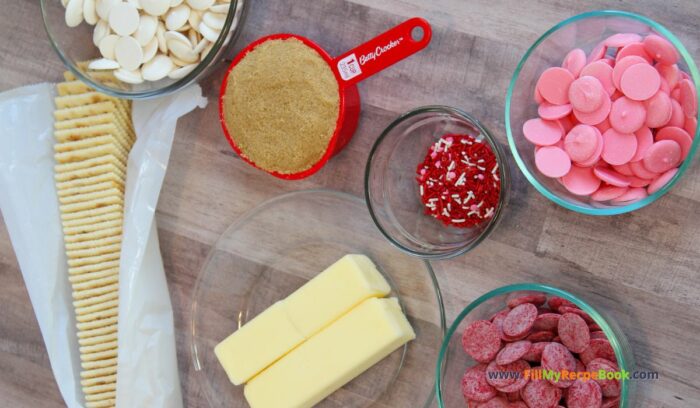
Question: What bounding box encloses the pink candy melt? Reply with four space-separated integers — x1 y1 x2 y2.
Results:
565 125 600 163
538 67 575 105
609 97 646 134
562 48 586 77
648 168 678 194
602 129 638 165
524 32 697 205
523 118 563 146
643 140 681 173
620 63 661 101
593 166 631 187
569 76 605 112
536 146 572 178
562 166 601 196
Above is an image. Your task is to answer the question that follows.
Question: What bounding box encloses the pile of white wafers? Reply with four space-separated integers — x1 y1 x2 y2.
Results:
53 72 135 408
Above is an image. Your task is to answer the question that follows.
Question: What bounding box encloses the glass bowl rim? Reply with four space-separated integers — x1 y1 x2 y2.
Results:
364 105 510 260
189 188 448 408
40 0 248 99
505 9 700 216
434 283 632 408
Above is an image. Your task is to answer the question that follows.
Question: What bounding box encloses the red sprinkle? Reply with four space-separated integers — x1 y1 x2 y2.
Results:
416 134 501 228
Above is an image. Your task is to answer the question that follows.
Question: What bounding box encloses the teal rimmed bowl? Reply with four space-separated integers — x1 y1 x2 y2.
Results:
435 283 636 407
506 10 700 215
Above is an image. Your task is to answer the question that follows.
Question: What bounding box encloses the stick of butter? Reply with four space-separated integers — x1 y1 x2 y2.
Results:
243 297 415 408
214 254 391 385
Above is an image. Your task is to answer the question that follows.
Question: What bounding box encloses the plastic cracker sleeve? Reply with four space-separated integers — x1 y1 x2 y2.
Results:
0 83 207 408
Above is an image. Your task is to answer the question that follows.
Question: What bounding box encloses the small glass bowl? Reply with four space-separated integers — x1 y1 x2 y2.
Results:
435 284 636 407
506 10 700 215
190 190 446 408
365 106 510 260
40 0 248 99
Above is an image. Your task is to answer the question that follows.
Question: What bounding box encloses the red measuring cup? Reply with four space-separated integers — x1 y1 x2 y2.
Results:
219 17 432 180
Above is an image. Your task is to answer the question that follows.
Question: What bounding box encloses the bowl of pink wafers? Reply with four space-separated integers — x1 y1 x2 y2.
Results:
435 284 636 408
506 10 700 215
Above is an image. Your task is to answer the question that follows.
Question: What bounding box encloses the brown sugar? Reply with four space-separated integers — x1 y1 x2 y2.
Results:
222 38 341 174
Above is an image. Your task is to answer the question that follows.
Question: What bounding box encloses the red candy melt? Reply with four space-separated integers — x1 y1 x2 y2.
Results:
522 31 697 204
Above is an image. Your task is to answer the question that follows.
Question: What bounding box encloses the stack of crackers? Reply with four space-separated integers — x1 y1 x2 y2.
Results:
53 72 135 408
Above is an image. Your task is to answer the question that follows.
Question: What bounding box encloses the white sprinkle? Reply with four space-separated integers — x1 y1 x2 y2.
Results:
442 208 450 217
492 163 499 173
420 185 424 196
493 173 500 181
477 200 484 208
460 139 468 144
477 165 486 171
468 210 478 217
485 207 495 218
477 159 485 163
452 219 466 223
456 172 466 186
429 198 438 202
448 161 455 171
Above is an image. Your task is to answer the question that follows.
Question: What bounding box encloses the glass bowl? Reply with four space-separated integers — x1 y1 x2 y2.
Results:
40 0 248 99
365 106 510 260
435 284 636 407
190 189 446 408
506 10 700 215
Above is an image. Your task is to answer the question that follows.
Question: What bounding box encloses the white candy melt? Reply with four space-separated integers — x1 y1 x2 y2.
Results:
142 36 159 63
202 11 225 30
166 4 190 30
83 0 98 25
198 20 219 42
92 19 110 46
142 54 174 81
114 68 144 84
109 2 140 35
98 34 120 60
65 0 84 27
115 35 144 71
95 0 119 20
141 0 170 16
167 63 196 79
88 58 121 70
186 0 214 10
134 14 158 45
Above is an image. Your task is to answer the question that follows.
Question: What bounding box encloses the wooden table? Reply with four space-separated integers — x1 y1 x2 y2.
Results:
2 0 700 407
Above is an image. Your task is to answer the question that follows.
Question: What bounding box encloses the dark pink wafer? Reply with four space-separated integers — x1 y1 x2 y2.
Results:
558 313 591 353
526 331 556 342
566 379 603 408
463 320 503 363
548 296 577 312
532 313 561 331
587 358 621 397
462 364 498 402
486 360 521 388
580 338 616 365
541 343 576 388
503 303 538 337
558 306 595 324
496 341 533 365
522 342 549 362
494 360 531 393
521 370 563 408
479 396 509 408
506 293 547 308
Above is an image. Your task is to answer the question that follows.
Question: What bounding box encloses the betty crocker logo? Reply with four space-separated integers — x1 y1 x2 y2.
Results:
359 37 404 65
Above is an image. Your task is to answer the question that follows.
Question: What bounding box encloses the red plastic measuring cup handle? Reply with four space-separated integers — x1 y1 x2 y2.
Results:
332 17 432 88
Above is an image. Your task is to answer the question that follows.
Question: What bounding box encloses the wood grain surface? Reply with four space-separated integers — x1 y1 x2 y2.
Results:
2 0 700 407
